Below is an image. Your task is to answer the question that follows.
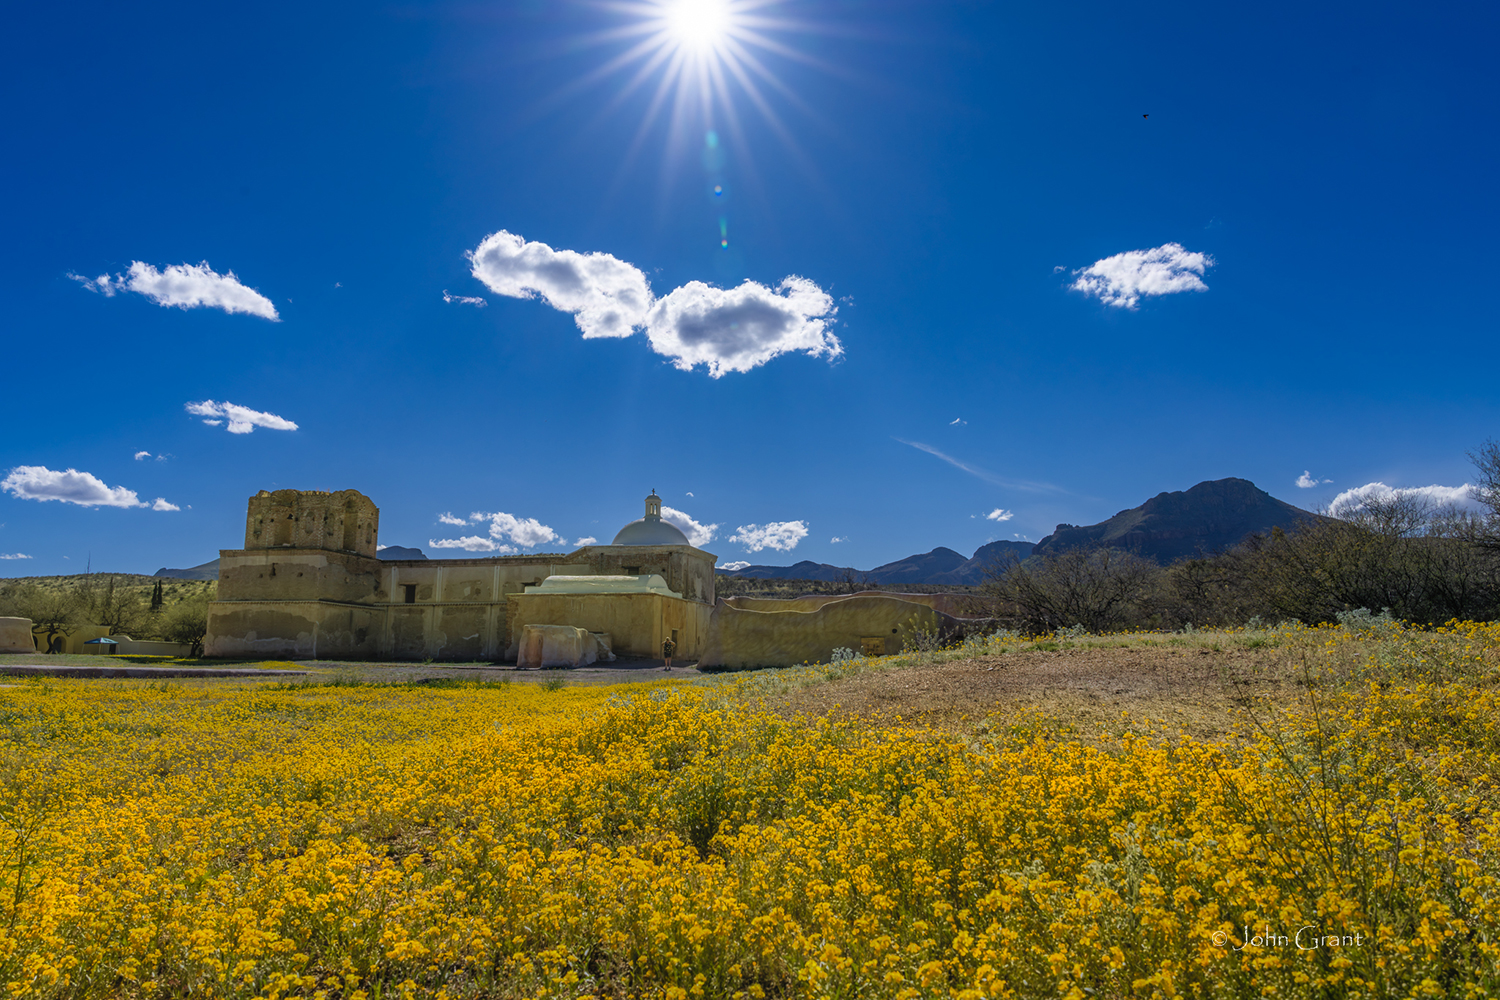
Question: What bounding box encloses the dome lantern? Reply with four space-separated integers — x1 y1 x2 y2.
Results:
611 489 691 546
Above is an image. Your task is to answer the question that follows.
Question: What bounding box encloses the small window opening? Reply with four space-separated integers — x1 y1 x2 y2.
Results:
623 566 640 576
403 584 417 604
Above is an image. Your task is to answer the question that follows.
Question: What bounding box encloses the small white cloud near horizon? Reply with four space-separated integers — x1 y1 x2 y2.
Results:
151 498 180 512
574 536 598 546
427 535 517 553
71 261 279 320
1328 482 1477 519
661 506 718 547
467 230 841 378
1070 243 1213 310
0 553 32 560
721 560 752 572
2 466 144 508
1296 471 1332 488
186 400 298 435
986 508 1015 521
830 536 848 543
469 510 559 548
730 520 809 553
438 512 468 526
442 290 487 308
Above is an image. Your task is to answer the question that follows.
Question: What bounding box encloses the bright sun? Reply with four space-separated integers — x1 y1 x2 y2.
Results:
663 0 733 50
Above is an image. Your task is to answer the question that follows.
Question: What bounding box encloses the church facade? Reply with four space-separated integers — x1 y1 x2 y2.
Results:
204 489 716 661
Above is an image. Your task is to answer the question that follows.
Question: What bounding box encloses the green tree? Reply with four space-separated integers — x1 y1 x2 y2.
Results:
0 583 86 653
161 597 211 658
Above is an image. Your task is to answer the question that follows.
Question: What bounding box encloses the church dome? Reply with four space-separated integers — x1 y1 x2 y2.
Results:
612 491 691 546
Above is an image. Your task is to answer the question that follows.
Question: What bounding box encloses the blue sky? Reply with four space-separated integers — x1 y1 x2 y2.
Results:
3 0 1496 575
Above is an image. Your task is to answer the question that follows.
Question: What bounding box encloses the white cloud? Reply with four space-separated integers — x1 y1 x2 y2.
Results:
471 510 559 548
133 450 152 461
730 520 809 553
661 506 718 547
185 400 298 434
0 553 32 560
1296 471 1332 488
438 512 468 526
1070 243 1213 310
71 261 279 320
986 508 1015 521
646 277 841 377
721 560 752 572
686 491 694 497
442 290 487 308
949 417 966 426
151 498 180 512
830 536 847 543
1329 482 1477 519
427 535 517 553
466 230 840 377
1 466 144 508
468 230 652 339
574 536 598 547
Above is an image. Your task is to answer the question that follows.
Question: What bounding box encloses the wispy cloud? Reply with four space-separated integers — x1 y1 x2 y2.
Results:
721 560 752 571
574 536 598 547
1070 243 1213 310
949 417 966 426
71 261 279 320
730 520 809 553
133 450 151 461
1328 482 1477 518
1296 470 1332 488
151 498 180 512
0 553 32 560
830 536 847 543
895 439 1066 494
1 465 157 509
185 400 298 434
438 513 468 526
986 508 1014 521
427 535 517 553
467 230 841 377
442 290 487 308
661 506 718 547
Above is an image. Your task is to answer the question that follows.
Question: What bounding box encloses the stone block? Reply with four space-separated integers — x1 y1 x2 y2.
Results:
518 625 598 669
0 618 35 654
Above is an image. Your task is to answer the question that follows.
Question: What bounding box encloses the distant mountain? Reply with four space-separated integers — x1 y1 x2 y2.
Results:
1032 477 1323 564
154 559 219 581
718 539 1035 587
377 546 428 560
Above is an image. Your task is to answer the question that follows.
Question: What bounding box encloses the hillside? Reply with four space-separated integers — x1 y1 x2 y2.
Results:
1032 477 1323 564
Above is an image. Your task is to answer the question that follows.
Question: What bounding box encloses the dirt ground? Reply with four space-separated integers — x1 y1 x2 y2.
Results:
770 642 1306 742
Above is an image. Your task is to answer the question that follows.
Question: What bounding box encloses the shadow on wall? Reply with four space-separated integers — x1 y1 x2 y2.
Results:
698 593 965 671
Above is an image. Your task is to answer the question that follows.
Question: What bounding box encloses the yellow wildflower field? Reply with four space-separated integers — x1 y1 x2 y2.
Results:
1 622 1497 999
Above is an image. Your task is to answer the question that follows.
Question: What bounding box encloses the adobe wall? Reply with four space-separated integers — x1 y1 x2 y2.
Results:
204 601 385 659
574 545 717 604
699 594 956 670
217 549 387 603
505 591 711 659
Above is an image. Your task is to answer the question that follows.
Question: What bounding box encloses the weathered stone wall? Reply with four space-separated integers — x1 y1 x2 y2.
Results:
218 550 387 604
205 601 384 659
699 594 957 670
506 592 711 659
244 489 379 558
0 618 34 653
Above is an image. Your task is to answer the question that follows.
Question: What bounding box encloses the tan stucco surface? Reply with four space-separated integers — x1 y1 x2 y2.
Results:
700 594 959 670
518 625 600 669
0 618 34 653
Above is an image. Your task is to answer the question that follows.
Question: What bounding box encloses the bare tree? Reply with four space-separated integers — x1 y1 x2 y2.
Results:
983 546 1161 634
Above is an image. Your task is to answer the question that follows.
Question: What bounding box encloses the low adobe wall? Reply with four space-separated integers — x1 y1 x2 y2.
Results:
700 594 961 670
0 618 34 654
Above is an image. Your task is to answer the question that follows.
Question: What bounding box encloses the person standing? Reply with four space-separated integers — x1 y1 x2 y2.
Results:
662 635 676 671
